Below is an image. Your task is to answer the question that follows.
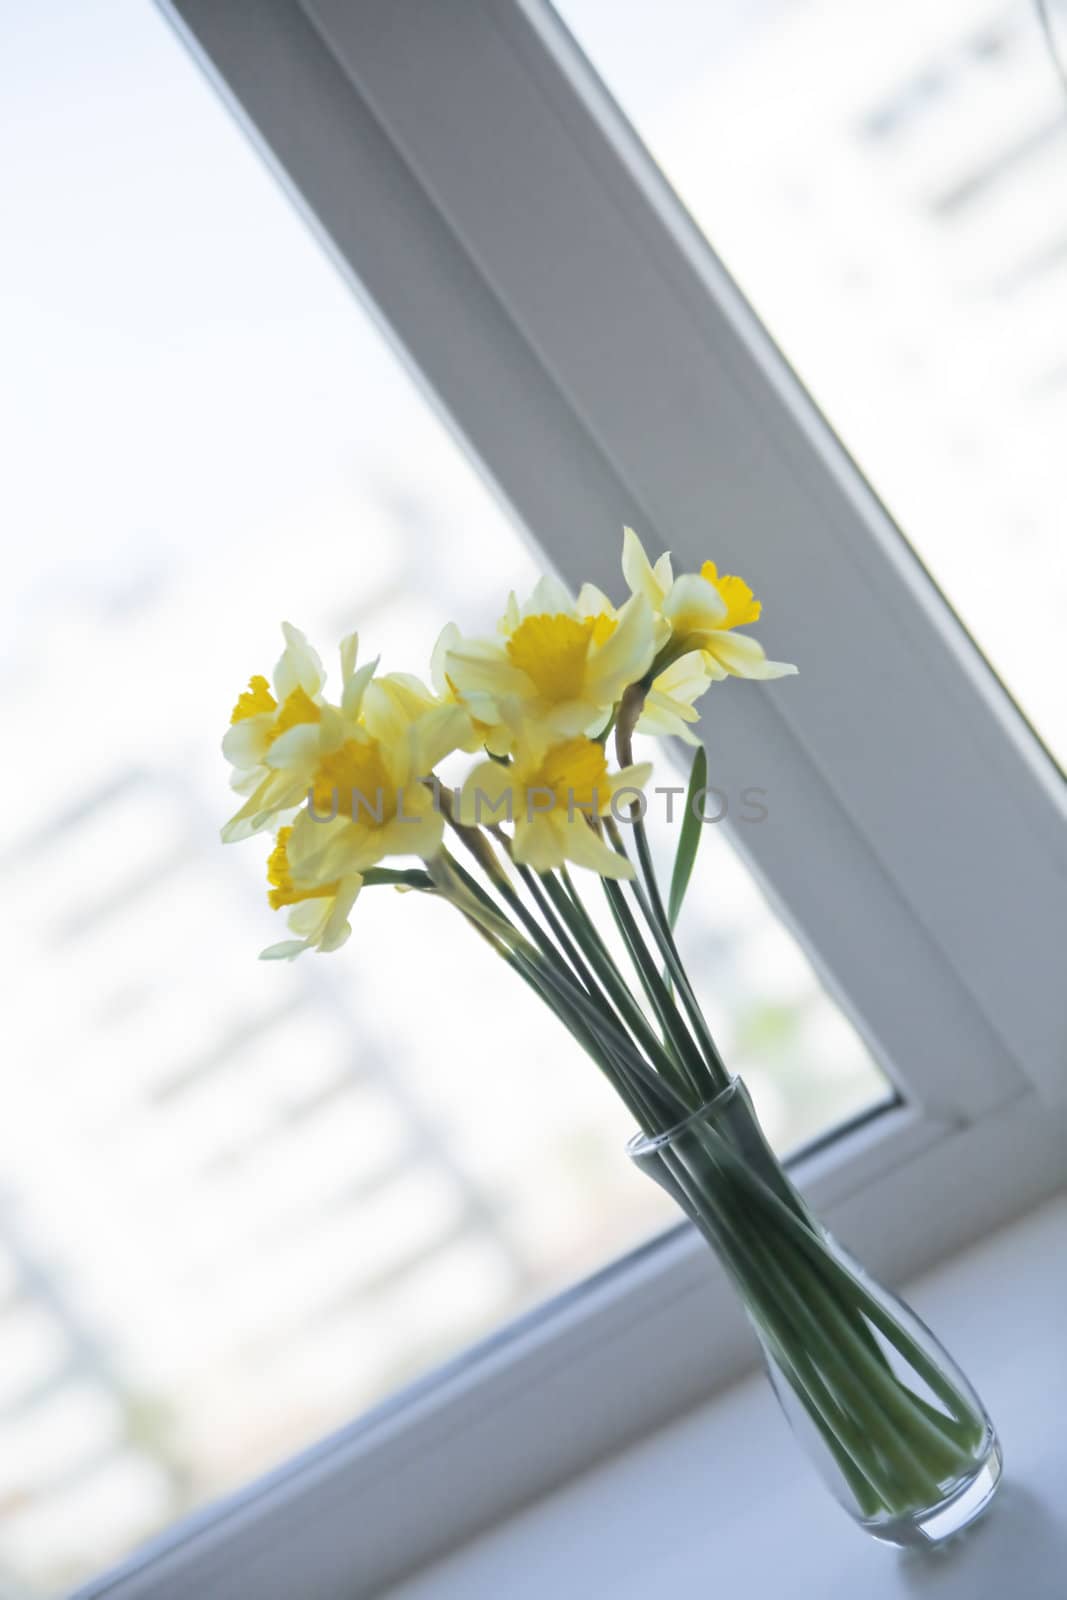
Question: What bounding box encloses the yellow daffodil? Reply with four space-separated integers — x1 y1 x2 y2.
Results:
430 622 512 755
444 575 656 745
224 622 327 772
458 732 651 879
622 527 797 682
260 825 363 961
574 582 713 743
223 543 797 974
281 689 469 888
636 652 714 745
246 647 470 953
220 626 371 844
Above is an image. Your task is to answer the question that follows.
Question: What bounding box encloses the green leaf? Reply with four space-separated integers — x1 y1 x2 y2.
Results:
667 744 707 930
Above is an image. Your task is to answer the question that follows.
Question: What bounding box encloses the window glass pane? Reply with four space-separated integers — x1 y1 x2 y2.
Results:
0 3 885 1591
558 0 1067 771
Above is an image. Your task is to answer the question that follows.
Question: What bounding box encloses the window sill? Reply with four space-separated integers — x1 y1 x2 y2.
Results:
384 1193 1067 1599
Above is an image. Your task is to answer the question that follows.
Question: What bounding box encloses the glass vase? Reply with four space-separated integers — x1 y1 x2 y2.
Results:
628 1079 1002 1548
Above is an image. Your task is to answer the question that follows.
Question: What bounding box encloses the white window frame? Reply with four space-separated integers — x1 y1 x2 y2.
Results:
80 2 1067 1595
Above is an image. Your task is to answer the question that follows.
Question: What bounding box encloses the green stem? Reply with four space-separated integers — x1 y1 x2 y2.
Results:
507 946 673 1132
599 871 711 1103
514 861 655 1063
504 949 647 1121
449 815 677 1099
603 813 729 1092
655 1146 903 1513
666 1117 986 1452
611 691 730 1090
521 949 685 1126
436 847 683 1127
757 1234 962 1488
444 821 572 974
659 1140 976 1516
429 742 988 1522
544 870 680 1083
450 877 656 1131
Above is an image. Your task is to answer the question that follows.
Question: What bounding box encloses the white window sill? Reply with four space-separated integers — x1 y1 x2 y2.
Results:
384 1194 1067 1599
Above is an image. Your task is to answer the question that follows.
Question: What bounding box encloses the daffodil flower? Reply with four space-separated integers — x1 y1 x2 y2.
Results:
574 581 713 744
458 732 651 879
636 652 713 745
259 825 364 960
430 622 513 756
220 625 369 844
443 575 656 746
223 622 327 773
622 527 797 682
281 688 469 888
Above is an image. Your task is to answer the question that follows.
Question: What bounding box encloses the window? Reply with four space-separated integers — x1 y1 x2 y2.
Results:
2 4 887 1594
9 3 1064 1597
557 0 1067 769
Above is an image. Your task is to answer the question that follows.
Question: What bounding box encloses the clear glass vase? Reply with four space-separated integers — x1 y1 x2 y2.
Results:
628 1079 1002 1548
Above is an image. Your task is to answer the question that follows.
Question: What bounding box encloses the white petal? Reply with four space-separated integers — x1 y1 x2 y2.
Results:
513 812 565 873
645 689 700 724
376 806 444 862
360 680 409 746
221 771 298 843
576 582 616 620
222 813 267 845
383 672 435 708
543 699 608 738
662 574 729 633
287 899 331 937
585 593 655 700
339 631 359 684
287 810 347 874
458 760 517 826
265 723 322 771
312 820 382 877
318 876 363 951
221 715 273 770
561 816 633 879
317 914 354 955
652 550 675 591
410 705 470 774
636 703 691 740
634 701 671 733
701 631 798 680
446 641 529 698
484 722 515 758
274 622 326 699
431 621 461 694
259 938 309 961
523 574 575 618
605 762 653 809
317 704 348 752
622 527 669 609
653 649 712 705
340 659 377 720
229 766 265 796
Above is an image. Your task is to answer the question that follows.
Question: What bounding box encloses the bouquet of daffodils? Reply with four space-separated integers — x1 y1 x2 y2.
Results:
220 528 794 1132
221 527 998 1543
